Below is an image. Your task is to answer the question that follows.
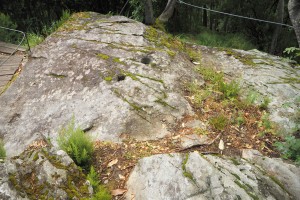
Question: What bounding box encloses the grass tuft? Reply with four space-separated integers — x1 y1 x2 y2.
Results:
0 139 6 160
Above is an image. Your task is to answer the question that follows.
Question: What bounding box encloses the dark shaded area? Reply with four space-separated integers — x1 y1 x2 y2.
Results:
0 0 130 33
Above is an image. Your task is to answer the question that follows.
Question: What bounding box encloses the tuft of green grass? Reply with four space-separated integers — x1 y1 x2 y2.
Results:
97 53 110 60
178 28 255 50
57 118 94 170
26 33 44 47
259 97 270 110
209 114 229 131
0 139 6 160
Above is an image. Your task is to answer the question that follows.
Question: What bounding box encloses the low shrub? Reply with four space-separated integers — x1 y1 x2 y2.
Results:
275 136 300 165
57 118 94 170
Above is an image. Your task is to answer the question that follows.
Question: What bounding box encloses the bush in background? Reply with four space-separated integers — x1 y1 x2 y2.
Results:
0 12 20 43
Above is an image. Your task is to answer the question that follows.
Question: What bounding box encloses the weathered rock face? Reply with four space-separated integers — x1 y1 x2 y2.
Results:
0 144 91 199
126 151 300 200
0 12 199 156
199 47 300 133
0 12 299 200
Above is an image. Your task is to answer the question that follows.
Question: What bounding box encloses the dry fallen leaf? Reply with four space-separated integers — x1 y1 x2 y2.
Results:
111 189 127 196
107 159 118 167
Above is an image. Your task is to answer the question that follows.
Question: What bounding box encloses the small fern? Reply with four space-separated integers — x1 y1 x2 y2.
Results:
88 166 112 200
57 118 94 169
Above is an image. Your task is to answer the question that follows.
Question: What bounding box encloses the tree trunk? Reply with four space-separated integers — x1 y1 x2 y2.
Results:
158 0 177 22
144 0 154 25
203 5 208 27
270 0 284 54
288 0 300 47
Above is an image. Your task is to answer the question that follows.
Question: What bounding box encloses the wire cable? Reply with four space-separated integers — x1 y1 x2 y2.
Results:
0 26 28 67
178 0 294 28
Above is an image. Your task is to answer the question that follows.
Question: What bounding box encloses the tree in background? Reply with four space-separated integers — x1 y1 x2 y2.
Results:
288 0 300 47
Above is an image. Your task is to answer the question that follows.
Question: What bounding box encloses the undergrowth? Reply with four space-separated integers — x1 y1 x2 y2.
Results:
57 118 94 171
275 136 300 165
178 29 255 50
26 10 71 47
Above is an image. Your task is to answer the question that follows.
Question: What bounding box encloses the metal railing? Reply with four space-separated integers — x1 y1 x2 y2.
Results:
0 26 31 67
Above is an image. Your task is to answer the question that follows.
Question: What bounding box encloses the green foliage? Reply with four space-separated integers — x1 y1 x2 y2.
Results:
196 65 240 100
91 185 112 200
283 47 300 63
41 10 71 36
275 136 300 165
26 33 44 47
245 91 259 105
57 118 94 169
179 30 255 50
0 139 6 160
88 166 112 200
259 97 270 110
219 80 240 99
209 114 229 131
196 65 223 85
261 113 272 130
0 12 19 43
87 166 100 190
234 112 245 127
25 10 70 48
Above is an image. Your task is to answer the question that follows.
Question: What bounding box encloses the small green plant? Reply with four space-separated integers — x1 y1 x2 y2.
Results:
275 136 300 165
194 127 209 135
196 66 223 85
0 139 6 160
245 91 259 105
88 166 112 200
283 47 300 63
193 89 211 108
235 112 245 127
26 33 44 47
209 114 229 131
261 113 272 130
259 97 270 110
219 80 240 99
57 118 94 170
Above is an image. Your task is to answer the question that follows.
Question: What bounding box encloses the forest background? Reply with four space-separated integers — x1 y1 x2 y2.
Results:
0 0 298 56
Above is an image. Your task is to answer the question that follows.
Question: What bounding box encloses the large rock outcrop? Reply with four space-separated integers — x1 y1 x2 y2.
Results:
126 150 300 200
0 12 299 200
0 144 92 199
0 12 199 156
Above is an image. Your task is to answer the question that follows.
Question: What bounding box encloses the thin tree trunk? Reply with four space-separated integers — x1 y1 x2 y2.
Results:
158 0 176 22
144 0 154 25
203 5 208 27
270 0 284 54
288 0 300 47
